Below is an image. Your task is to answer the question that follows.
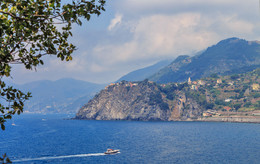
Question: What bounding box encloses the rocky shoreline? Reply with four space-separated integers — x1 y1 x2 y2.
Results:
196 116 260 123
74 115 260 124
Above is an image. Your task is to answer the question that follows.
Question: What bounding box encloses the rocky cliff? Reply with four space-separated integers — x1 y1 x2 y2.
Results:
75 80 205 121
76 67 260 122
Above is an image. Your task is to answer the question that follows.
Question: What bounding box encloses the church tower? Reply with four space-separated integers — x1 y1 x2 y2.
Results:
188 77 192 85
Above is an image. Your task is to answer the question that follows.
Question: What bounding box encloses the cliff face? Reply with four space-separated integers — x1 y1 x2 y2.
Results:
167 91 203 121
75 80 204 121
76 68 260 122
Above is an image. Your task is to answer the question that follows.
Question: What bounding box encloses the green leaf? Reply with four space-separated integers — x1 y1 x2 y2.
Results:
0 0 106 131
1 124 5 130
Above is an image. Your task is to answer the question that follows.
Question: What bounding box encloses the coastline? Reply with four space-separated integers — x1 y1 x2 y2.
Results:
195 116 260 124
73 115 260 124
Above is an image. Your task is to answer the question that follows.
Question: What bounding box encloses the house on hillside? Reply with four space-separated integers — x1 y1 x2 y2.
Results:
132 83 138 86
110 83 115 86
217 79 222 84
224 99 232 102
129 82 138 87
228 82 234 86
252 83 259 91
198 80 205 85
223 106 232 111
105 83 116 89
203 112 213 117
191 85 198 90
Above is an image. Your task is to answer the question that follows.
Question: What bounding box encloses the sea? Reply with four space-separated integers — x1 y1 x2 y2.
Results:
0 114 259 164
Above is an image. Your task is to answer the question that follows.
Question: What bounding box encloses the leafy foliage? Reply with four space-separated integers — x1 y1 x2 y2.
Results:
230 74 240 80
186 90 207 107
0 80 31 130
158 83 177 100
234 103 242 111
0 153 11 164
205 103 214 109
253 93 260 98
149 91 169 110
0 0 106 130
210 73 219 78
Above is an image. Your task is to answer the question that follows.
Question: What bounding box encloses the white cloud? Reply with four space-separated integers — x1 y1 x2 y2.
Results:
108 13 123 31
92 13 220 64
132 13 214 55
217 15 254 34
114 0 253 13
9 0 260 84
87 9 257 83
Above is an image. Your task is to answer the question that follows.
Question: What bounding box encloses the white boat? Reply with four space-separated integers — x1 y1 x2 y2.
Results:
104 149 120 155
11 120 16 126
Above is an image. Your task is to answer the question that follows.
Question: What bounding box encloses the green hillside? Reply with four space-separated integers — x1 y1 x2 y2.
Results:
159 68 260 112
76 68 260 122
149 38 260 83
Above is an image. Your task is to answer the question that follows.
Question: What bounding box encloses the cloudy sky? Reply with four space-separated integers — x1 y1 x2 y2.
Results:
9 0 260 84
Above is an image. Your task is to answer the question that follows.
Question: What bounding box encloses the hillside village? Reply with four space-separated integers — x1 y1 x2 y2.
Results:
159 68 260 120
99 68 260 122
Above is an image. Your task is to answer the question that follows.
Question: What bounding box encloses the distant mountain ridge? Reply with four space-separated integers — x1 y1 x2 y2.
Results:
16 78 106 113
149 37 260 83
116 60 171 82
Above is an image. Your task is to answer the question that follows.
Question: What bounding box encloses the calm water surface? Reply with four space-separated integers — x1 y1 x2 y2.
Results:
0 114 259 164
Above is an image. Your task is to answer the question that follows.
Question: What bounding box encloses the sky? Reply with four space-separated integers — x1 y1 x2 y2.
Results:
9 0 260 84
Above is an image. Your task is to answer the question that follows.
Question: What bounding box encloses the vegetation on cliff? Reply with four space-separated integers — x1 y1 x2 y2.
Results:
76 68 260 121
162 68 260 112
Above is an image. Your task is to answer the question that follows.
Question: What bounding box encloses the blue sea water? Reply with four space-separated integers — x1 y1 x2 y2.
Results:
1 114 260 164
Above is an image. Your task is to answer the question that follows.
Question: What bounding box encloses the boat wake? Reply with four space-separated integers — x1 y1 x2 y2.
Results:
12 153 106 163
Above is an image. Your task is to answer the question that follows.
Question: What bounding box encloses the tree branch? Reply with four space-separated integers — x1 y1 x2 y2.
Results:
0 10 29 20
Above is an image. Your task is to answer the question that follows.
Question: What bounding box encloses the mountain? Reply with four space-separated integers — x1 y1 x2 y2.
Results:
116 60 171 82
149 37 260 83
16 78 106 113
76 69 260 122
76 80 203 121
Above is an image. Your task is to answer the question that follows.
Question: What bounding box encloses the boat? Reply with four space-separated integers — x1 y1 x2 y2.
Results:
11 120 16 126
104 149 120 155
